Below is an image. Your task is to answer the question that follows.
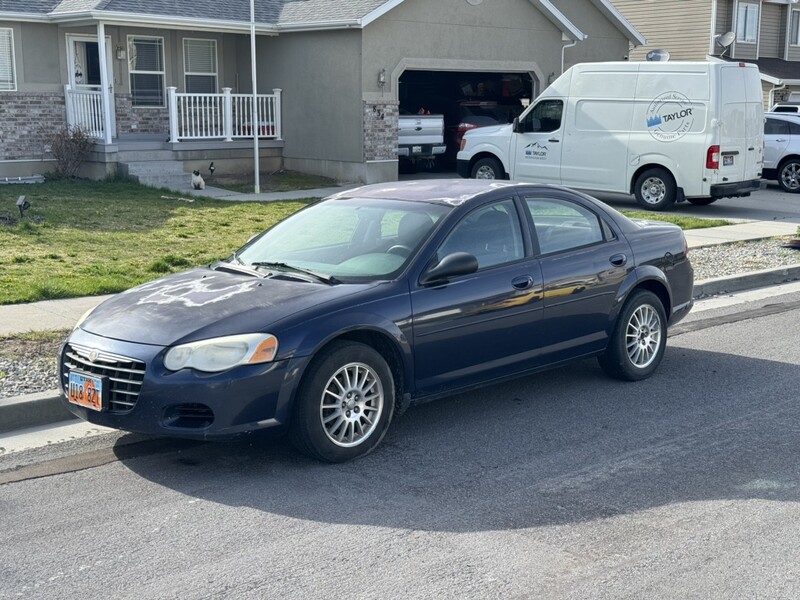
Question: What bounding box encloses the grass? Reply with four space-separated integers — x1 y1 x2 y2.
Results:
0 328 70 360
0 178 731 305
621 211 730 230
210 169 337 194
0 179 308 304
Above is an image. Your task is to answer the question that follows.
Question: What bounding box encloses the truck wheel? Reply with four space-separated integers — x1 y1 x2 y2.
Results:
471 157 503 180
634 168 676 211
686 197 717 206
778 159 800 193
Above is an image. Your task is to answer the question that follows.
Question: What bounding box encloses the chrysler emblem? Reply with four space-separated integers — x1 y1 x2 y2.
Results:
89 349 99 363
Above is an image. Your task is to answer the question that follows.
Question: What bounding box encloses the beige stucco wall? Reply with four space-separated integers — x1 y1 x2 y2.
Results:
549 0 636 67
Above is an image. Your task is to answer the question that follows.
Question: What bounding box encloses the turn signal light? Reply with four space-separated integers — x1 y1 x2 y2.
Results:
706 145 720 169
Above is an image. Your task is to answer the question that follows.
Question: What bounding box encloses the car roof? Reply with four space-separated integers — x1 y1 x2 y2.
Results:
328 179 534 206
766 112 800 120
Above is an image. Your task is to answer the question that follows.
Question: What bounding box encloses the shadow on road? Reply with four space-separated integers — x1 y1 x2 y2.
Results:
116 346 800 532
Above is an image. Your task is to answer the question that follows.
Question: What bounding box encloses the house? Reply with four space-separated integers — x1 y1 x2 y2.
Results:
612 0 800 109
0 0 645 184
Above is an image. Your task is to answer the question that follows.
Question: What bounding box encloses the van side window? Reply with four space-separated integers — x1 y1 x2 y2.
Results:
521 100 563 133
524 197 605 255
765 118 790 136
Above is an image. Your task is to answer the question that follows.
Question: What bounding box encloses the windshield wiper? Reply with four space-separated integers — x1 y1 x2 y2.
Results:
212 259 265 278
250 261 340 285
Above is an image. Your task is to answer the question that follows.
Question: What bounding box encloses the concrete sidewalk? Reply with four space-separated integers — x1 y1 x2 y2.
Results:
2 217 800 435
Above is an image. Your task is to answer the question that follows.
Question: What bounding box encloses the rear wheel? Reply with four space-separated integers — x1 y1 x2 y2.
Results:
634 168 676 211
598 290 667 381
471 157 504 180
778 159 800 193
687 197 717 206
290 341 395 463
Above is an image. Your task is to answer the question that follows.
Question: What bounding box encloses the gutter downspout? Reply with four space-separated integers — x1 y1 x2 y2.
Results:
561 35 578 75
770 83 786 109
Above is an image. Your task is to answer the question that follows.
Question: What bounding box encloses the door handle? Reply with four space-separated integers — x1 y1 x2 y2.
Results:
775 139 786 143
548 138 560 143
512 275 534 290
609 253 627 267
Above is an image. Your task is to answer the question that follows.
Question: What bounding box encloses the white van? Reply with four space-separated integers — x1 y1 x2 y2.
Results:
456 61 764 211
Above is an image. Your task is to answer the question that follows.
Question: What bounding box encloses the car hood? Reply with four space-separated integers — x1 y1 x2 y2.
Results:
463 124 511 138
80 267 374 346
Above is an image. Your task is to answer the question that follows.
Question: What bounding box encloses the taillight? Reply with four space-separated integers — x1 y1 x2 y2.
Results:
706 145 720 169
684 234 690 257
458 122 478 132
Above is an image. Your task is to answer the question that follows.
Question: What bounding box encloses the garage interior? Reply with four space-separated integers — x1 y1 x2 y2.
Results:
398 70 536 172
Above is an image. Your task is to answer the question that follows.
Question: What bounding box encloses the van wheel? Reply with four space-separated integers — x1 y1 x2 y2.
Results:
687 197 717 206
634 168 676 211
778 159 800 193
471 157 504 180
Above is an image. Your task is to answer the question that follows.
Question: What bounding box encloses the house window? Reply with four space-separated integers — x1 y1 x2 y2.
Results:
791 10 800 46
0 28 16 91
183 39 217 93
736 2 759 44
128 36 165 106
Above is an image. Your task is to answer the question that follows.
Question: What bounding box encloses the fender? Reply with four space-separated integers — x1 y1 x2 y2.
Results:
606 265 673 332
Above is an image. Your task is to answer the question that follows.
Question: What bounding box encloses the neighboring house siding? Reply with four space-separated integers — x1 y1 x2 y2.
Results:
0 92 66 160
759 2 784 58
716 1 733 36
612 0 712 61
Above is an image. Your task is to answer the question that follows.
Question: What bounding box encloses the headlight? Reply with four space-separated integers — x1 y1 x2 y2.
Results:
164 333 279 373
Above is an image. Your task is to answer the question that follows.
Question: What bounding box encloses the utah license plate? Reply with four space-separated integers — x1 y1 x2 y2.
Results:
723 155 734 166
68 371 106 412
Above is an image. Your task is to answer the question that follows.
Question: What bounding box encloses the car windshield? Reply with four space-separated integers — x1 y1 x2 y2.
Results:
236 197 450 281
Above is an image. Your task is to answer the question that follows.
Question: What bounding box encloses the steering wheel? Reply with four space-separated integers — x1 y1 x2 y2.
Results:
386 244 412 257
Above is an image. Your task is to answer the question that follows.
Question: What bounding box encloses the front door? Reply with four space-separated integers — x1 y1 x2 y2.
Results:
511 99 564 184
66 35 116 136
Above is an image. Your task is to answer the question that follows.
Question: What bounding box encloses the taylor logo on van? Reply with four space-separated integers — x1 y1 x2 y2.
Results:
646 91 694 143
524 142 549 160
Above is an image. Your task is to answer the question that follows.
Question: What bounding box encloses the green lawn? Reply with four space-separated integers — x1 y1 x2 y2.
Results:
0 179 729 305
0 179 308 304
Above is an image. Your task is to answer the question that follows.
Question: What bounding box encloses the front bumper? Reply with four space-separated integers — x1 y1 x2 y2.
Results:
59 328 308 440
710 178 762 199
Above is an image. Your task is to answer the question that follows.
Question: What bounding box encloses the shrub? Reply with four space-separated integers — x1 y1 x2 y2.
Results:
49 126 94 178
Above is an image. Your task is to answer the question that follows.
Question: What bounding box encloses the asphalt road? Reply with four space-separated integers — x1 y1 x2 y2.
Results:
2 286 800 599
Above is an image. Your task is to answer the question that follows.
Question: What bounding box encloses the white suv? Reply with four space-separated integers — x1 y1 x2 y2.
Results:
763 113 800 192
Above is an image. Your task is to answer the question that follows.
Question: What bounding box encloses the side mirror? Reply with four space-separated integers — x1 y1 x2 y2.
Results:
512 117 521 133
419 252 479 286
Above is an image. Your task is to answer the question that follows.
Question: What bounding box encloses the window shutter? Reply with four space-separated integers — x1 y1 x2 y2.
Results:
0 28 15 91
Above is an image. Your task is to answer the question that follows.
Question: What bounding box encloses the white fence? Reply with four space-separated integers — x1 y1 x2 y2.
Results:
64 85 105 139
168 87 282 142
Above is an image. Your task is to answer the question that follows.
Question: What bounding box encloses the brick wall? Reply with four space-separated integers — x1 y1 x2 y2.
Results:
0 92 67 161
363 100 399 161
115 94 170 136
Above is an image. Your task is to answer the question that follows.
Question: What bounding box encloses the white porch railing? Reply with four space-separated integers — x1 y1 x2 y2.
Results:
64 85 105 139
168 87 282 142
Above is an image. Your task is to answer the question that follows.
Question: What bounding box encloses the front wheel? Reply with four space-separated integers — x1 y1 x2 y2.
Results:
634 168 676 211
598 290 667 381
471 157 504 180
290 341 395 463
778 159 800 193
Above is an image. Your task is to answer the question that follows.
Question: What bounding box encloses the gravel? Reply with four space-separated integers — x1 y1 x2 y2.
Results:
1 237 799 401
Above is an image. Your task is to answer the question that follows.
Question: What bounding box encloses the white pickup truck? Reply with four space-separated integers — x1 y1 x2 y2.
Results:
397 113 446 168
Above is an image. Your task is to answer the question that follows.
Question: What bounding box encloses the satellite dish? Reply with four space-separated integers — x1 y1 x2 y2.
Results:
646 49 671 62
716 31 736 48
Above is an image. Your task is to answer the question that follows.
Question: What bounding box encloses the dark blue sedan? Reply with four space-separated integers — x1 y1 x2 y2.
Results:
60 180 693 462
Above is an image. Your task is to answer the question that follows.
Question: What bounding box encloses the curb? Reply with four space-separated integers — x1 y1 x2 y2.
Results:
2 263 800 437
0 390 74 434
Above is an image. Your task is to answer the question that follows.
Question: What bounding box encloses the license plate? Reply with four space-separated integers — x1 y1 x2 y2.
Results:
723 155 734 166
68 371 106 412
412 145 422 154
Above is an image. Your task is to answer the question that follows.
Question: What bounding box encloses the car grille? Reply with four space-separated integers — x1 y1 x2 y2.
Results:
61 343 146 413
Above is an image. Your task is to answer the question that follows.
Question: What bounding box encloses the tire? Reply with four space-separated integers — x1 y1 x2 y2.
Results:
778 159 800 193
471 157 504 180
598 290 667 382
686 197 717 206
290 341 395 463
633 168 676 211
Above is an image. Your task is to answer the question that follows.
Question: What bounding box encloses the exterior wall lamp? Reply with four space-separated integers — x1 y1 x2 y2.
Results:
378 68 386 88
116 46 126 60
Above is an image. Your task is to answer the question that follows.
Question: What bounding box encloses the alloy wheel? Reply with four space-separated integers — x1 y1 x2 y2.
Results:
625 304 662 368
319 362 384 447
